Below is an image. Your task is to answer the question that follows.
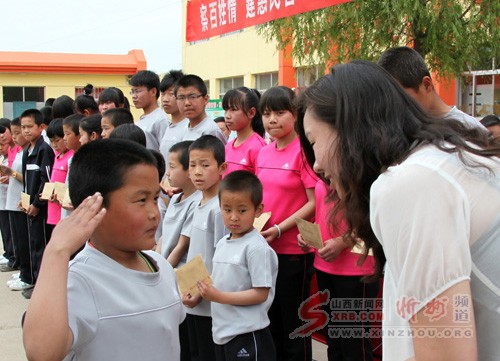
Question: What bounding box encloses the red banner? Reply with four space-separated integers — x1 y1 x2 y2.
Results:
186 0 350 42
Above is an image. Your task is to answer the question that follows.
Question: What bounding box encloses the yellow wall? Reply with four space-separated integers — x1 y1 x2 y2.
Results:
182 0 279 99
0 73 142 119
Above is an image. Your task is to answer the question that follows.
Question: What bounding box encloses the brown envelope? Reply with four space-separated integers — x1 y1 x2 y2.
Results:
21 192 31 210
54 182 67 201
253 212 271 231
40 182 55 200
351 241 374 256
62 188 72 208
175 255 212 297
295 218 324 249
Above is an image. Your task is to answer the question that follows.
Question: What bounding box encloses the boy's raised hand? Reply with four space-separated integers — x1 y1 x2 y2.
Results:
48 193 106 257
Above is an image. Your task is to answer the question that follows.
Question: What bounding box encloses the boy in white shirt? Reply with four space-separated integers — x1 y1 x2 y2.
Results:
23 139 185 361
198 170 278 361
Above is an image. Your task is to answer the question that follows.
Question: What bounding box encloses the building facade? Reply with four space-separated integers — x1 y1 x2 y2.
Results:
0 49 146 119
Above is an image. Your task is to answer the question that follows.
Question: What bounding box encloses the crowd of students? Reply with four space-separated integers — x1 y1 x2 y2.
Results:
0 45 497 361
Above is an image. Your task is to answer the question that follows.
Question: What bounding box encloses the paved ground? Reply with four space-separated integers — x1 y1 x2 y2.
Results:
0 245 328 361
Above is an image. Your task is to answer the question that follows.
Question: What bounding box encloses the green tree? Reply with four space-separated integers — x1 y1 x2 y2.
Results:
258 0 499 77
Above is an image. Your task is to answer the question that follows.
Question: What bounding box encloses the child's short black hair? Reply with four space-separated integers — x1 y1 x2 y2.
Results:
39 106 53 126
80 114 102 137
20 109 44 125
63 114 84 135
11 117 21 127
102 108 134 127
69 139 157 208
259 86 296 115
189 135 225 166
129 70 161 100
0 118 11 130
174 74 207 97
377 46 431 91
219 170 263 208
109 124 146 147
149 149 166 182
169 140 193 170
98 88 120 107
52 95 75 119
46 118 64 139
160 70 185 92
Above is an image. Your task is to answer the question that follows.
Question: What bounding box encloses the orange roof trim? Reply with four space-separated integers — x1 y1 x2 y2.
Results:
0 49 147 75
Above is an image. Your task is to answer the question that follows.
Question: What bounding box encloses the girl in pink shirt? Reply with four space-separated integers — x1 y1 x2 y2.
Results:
256 86 318 361
222 87 266 177
46 119 74 225
299 180 379 361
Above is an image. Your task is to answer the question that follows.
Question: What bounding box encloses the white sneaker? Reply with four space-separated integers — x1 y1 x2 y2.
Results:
11 272 20 279
8 279 34 291
0 256 9 265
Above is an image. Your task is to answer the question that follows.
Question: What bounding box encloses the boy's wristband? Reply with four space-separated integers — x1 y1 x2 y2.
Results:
273 224 281 238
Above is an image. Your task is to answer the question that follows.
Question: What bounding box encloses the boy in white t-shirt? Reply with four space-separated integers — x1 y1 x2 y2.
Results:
23 139 185 361
197 170 278 361
182 135 228 361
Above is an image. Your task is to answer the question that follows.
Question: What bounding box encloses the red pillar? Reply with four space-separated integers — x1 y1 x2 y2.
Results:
279 43 296 89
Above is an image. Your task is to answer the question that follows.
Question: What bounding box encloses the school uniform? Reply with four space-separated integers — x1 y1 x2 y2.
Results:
212 229 278 361
185 195 228 361
22 136 54 285
6 150 29 277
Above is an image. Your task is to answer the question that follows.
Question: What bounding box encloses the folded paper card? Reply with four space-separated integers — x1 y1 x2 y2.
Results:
295 218 324 249
175 255 212 297
54 182 67 201
351 241 374 256
40 182 55 200
21 192 31 210
253 212 271 232
62 188 72 208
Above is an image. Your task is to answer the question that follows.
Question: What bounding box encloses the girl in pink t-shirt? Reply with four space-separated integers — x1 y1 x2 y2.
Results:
299 180 379 361
46 119 74 225
256 86 318 361
222 87 266 177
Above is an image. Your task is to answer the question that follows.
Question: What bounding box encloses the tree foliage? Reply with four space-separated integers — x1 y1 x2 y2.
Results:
258 0 499 77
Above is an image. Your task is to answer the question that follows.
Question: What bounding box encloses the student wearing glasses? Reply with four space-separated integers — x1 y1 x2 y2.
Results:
175 75 227 144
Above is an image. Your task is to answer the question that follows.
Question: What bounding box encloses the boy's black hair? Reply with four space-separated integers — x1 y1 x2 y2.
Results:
45 98 55 106
0 126 6 134
174 74 207 97
69 139 157 208
11 117 21 127
109 124 146 147
62 114 84 135
189 135 225 166
214 116 226 125
129 70 161 100
39 106 53 126
259 86 296 115
102 108 134 127
0 118 11 130
80 114 102 137
98 88 121 107
46 118 64 139
219 170 263 208
149 149 166 182
20 109 44 126
377 46 431 92
160 70 185 92
52 95 75 119
169 140 194 170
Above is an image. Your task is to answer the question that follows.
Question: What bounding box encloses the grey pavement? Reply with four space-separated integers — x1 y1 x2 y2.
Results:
0 245 328 361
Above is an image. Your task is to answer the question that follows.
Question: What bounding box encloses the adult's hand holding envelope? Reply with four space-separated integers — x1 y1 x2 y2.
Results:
40 182 55 200
295 218 324 249
175 255 212 297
